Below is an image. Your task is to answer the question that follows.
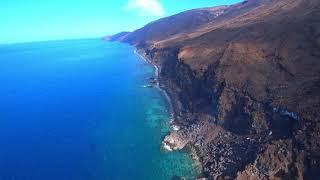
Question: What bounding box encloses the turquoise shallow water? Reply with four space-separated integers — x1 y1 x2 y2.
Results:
0 39 200 180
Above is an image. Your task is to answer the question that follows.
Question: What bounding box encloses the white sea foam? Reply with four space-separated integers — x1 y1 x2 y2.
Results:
172 125 180 131
162 142 173 151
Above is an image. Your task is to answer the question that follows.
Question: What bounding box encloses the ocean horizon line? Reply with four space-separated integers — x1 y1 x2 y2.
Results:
0 36 106 46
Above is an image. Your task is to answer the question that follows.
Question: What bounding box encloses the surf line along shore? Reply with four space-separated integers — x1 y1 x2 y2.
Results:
133 49 188 151
133 48 202 156
134 47 203 176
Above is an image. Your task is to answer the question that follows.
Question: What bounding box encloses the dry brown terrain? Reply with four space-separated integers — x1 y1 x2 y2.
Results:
110 0 320 178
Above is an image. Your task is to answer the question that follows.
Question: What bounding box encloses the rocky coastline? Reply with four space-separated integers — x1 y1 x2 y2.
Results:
135 44 319 179
109 0 320 178
135 49 187 149
136 48 205 179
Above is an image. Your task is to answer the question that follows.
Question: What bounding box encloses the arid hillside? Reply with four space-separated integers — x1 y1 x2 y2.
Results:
111 0 320 178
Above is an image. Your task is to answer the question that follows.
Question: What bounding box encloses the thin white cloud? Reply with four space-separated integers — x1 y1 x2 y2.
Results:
126 0 165 17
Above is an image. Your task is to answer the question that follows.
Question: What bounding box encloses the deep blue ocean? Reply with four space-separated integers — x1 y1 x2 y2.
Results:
0 39 200 180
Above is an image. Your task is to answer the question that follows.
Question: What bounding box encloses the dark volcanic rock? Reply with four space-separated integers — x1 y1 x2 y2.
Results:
110 0 320 179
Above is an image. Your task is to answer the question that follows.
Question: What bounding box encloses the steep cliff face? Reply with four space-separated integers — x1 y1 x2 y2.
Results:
111 0 320 178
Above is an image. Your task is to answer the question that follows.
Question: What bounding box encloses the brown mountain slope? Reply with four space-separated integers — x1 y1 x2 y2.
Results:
111 0 320 178
119 5 228 46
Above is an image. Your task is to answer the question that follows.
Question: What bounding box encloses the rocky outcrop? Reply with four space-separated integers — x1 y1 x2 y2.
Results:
163 131 190 151
236 139 300 179
109 0 320 178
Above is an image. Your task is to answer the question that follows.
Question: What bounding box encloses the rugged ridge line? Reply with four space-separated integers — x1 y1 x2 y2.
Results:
108 0 320 179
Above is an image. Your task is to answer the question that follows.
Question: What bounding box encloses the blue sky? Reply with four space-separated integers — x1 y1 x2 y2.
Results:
0 0 241 44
